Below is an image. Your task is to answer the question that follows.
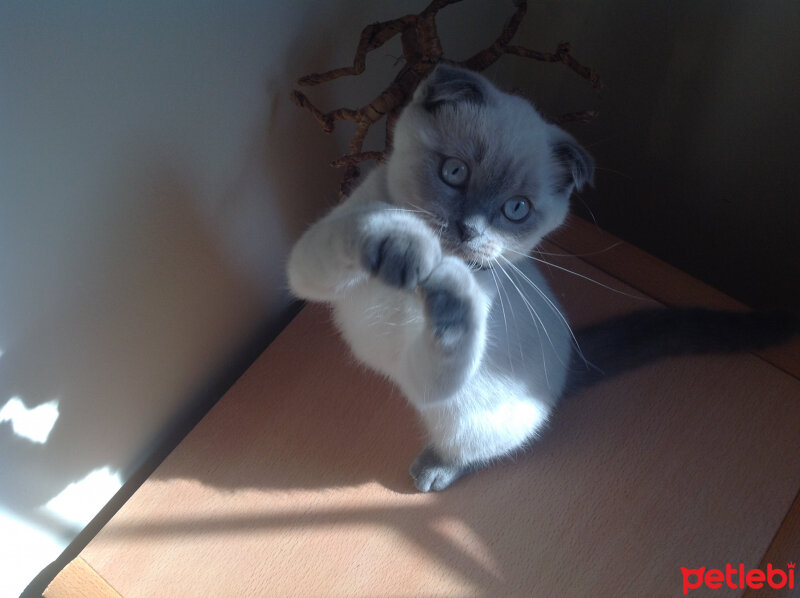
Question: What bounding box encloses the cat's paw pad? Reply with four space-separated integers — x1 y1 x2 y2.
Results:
360 217 441 290
410 446 470 492
420 257 480 346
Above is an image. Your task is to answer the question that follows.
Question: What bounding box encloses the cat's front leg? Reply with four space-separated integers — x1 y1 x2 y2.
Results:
400 256 489 403
287 201 441 302
358 210 442 291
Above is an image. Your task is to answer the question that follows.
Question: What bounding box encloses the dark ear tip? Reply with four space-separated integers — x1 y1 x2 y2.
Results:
584 161 597 190
420 64 487 112
577 152 596 190
553 138 594 191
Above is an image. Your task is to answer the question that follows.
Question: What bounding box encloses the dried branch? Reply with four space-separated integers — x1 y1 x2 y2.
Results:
553 109 600 124
297 16 418 87
505 42 604 91
291 0 602 198
461 0 528 71
330 151 386 168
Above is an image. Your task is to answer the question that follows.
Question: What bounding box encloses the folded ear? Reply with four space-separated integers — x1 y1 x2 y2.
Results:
550 129 595 192
415 64 488 112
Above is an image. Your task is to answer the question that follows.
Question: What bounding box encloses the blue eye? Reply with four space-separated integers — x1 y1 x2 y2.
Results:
502 197 531 222
440 157 469 186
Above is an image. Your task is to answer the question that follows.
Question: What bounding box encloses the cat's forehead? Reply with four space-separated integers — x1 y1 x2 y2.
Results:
426 94 549 157
425 98 551 190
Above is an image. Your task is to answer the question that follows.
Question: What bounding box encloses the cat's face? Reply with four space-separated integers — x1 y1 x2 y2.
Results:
386 65 593 269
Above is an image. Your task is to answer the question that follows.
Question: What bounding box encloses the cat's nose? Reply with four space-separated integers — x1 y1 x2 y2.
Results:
456 221 479 242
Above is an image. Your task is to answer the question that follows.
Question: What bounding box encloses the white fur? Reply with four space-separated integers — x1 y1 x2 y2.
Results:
286 66 584 490
287 167 571 466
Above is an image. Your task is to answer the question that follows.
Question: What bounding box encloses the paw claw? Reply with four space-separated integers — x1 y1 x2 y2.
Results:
420 257 480 346
424 288 470 341
359 216 441 291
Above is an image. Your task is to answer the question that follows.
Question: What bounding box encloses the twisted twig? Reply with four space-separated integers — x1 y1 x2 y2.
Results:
291 0 602 198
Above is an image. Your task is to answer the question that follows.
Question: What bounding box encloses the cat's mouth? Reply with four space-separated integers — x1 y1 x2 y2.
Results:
419 215 498 270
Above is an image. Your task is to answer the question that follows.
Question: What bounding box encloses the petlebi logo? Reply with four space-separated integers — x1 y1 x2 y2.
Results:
681 562 795 595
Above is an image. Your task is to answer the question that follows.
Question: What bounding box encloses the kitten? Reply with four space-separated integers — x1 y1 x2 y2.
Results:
287 64 797 492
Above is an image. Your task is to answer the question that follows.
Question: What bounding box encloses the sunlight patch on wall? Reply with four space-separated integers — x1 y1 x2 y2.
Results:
45 466 123 527
0 397 60 444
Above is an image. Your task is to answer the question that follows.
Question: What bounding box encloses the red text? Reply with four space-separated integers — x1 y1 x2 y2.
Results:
681 562 795 595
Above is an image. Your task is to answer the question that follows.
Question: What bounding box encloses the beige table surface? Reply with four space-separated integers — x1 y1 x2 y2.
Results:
45 217 800 598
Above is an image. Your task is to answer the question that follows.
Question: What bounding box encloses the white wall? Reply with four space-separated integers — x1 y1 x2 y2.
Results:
0 1 345 593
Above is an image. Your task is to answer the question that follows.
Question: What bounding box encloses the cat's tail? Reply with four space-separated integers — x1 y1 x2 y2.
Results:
565 307 799 395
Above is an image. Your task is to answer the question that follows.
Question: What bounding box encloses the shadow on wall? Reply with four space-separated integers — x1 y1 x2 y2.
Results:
264 69 343 240
509 0 800 309
263 0 408 237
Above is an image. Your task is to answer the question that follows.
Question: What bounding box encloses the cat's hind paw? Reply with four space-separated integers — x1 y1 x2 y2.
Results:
410 445 473 492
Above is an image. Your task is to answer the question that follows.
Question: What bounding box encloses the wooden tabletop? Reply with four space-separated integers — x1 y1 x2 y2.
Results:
45 217 800 598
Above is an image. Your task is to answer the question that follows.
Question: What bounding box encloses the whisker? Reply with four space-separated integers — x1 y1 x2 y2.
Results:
498 255 589 368
572 190 598 225
549 156 633 181
506 248 645 301
591 165 634 180
406 202 442 221
494 259 552 387
533 242 623 258
382 207 430 214
488 258 516 373
406 201 434 213
390 204 449 238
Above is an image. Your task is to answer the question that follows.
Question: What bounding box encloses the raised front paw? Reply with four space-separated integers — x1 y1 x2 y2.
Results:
359 213 442 290
420 256 485 347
